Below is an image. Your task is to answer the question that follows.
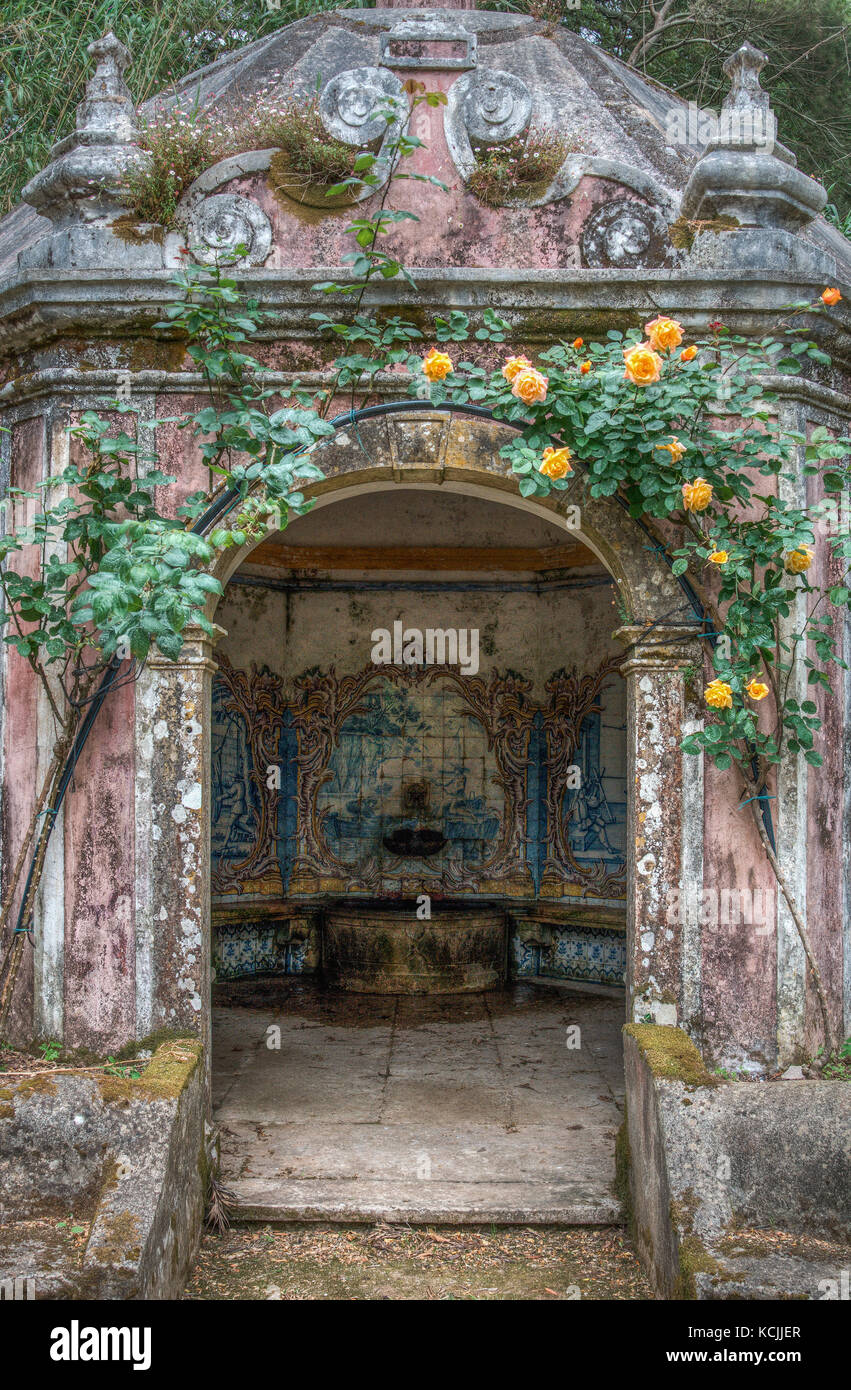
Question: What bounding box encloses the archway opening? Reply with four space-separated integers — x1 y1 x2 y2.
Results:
208 483 629 1221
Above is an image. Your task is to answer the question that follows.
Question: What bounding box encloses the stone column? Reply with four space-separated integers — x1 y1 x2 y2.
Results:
615 625 705 1028
135 624 223 1076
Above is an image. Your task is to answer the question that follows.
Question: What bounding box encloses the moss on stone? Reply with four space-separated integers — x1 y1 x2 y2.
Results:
95 1037 201 1105
88 1209 142 1266
674 1233 726 1299
614 1114 631 1212
667 215 740 251
109 216 165 245
267 153 357 222
624 1024 719 1088
0 1072 59 1100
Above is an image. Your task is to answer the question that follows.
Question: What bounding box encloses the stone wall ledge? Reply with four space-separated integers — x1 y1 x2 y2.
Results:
3 364 851 423
0 1037 209 1299
0 266 847 359
623 1024 851 1299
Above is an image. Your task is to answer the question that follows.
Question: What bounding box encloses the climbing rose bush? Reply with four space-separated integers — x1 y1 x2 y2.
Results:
413 299 850 802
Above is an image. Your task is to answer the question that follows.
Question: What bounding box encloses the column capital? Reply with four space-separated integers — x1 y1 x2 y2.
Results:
145 622 227 673
614 622 705 676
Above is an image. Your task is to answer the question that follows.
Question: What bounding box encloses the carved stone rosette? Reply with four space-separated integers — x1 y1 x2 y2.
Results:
184 193 272 267
580 198 677 270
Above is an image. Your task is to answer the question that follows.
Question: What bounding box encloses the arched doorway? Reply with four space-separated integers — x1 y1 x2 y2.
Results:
210 481 632 1218
132 412 705 1141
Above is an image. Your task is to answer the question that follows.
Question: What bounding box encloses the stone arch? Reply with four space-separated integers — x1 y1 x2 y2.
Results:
207 410 694 626
133 408 706 1087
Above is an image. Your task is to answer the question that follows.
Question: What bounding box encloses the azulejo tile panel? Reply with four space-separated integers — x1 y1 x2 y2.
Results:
211 654 627 904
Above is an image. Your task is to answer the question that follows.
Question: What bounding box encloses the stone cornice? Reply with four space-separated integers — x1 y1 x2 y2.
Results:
3 363 851 420
0 265 848 364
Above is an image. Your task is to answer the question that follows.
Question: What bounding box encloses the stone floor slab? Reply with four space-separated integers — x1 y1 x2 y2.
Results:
212 980 625 1224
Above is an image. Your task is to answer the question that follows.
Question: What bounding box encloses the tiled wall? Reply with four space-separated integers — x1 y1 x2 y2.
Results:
211 573 628 987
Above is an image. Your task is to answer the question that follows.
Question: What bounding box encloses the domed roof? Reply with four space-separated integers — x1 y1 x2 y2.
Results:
0 4 847 284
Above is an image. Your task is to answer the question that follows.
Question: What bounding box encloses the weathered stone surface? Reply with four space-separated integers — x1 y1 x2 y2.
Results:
624 1025 851 1299
184 193 273 267
0 1039 208 1298
20 33 155 271
214 983 625 1223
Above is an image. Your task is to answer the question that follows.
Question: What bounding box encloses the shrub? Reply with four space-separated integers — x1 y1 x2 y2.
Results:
124 84 363 227
466 125 580 207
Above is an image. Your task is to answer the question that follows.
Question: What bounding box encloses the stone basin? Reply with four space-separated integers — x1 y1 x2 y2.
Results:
322 900 508 994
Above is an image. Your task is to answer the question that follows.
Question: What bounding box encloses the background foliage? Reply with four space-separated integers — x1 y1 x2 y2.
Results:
497 0 851 217
0 0 348 217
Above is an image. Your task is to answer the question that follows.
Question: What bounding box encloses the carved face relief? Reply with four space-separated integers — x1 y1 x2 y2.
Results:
319 67 405 146
186 194 272 267
580 198 676 270
478 79 515 127
463 69 532 144
336 80 382 131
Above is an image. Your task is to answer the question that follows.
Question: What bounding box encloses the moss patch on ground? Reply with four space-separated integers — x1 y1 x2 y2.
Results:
624 1024 719 1088
184 1224 653 1301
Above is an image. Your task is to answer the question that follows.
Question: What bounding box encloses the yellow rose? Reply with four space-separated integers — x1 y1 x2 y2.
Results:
682 477 713 512
540 446 573 480
704 679 733 709
623 342 663 386
784 545 813 574
501 355 532 383
511 367 549 405
708 550 728 565
746 678 769 701
656 436 687 463
680 345 698 362
423 348 453 382
645 316 684 352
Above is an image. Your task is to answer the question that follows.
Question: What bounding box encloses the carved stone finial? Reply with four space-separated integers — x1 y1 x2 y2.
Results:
73 31 137 145
679 40 828 255
20 33 155 269
722 42 770 117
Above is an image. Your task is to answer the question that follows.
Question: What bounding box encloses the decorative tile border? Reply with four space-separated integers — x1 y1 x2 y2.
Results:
512 922 626 986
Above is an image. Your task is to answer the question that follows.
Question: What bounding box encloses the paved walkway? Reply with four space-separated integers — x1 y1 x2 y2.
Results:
212 979 625 1224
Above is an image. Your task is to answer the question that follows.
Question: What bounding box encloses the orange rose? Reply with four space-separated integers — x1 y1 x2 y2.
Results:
511 367 549 405
501 355 532 383
540 446 573 480
580 361 592 374
708 550 728 565
656 436 687 463
704 679 733 710
682 477 713 512
645 316 684 352
623 342 663 386
821 288 842 306
423 348 453 382
573 338 584 349
680 345 698 362
746 678 769 701
784 545 813 574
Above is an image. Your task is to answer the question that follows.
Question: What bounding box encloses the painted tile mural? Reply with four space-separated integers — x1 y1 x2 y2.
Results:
211 654 627 903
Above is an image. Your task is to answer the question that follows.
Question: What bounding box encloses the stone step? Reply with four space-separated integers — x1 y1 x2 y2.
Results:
227 1178 624 1226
